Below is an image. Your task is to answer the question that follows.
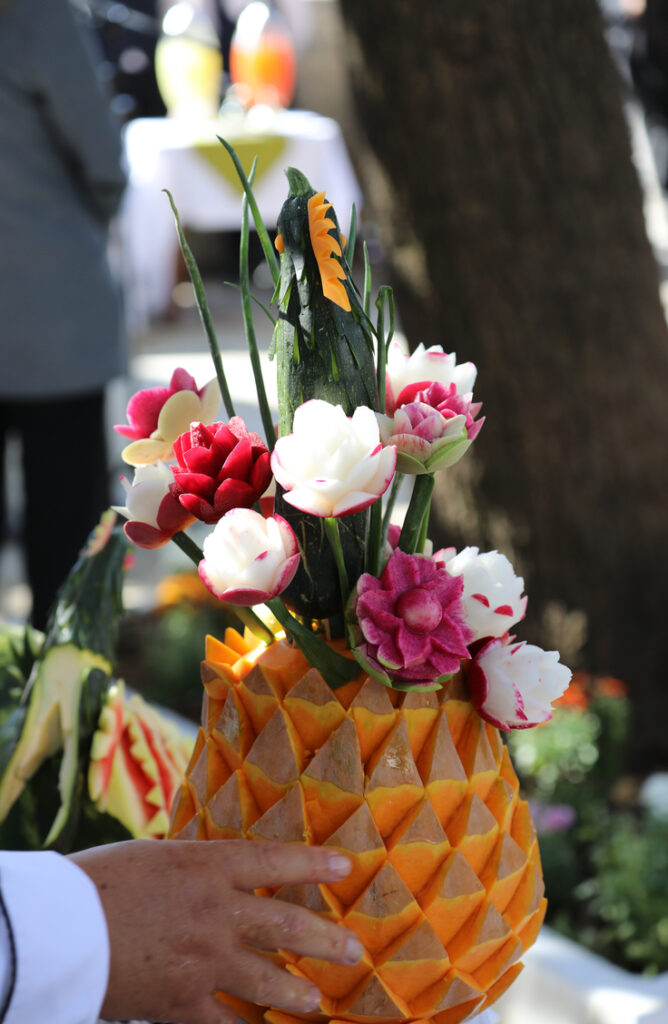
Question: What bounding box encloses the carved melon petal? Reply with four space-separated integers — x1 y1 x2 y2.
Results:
478 960 523 1010
411 967 484 1019
200 663 234 701
173 810 202 839
340 972 411 1019
387 800 451 892
206 769 259 837
456 717 499 802
447 901 512 973
213 689 255 771
237 665 281 733
418 714 467 785
349 678 397 762
344 862 423 956
480 832 528 914
169 782 197 835
484 776 517 831
365 719 423 838
419 851 486 947
249 782 310 843
376 917 450 1002
297 954 372 1002
402 705 440 763
188 742 209 807
283 667 347 750
324 802 387 906
445 793 499 875
246 707 306 813
302 718 364 842
469 933 522 992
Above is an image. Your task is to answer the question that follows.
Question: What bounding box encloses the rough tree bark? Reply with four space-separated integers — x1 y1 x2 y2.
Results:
338 0 668 769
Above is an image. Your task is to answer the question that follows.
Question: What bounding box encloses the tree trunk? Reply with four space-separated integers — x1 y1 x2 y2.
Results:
338 0 668 770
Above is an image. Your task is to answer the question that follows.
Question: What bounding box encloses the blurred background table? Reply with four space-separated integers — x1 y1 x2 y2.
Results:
118 108 361 332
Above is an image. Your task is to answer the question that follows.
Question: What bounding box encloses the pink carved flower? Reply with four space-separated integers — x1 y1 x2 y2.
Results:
114 368 220 466
113 462 195 549
466 635 572 730
385 340 477 416
351 548 473 690
198 508 300 605
172 418 272 525
378 381 483 474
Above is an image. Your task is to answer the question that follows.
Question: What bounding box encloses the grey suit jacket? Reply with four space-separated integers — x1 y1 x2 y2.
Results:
0 0 127 399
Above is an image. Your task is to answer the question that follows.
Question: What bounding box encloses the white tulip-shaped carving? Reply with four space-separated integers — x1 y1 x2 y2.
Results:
468 636 572 730
271 400 396 517
385 340 477 415
198 509 299 605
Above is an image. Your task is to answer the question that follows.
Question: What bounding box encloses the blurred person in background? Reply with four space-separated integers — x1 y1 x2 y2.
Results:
0 0 126 628
80 0 167 120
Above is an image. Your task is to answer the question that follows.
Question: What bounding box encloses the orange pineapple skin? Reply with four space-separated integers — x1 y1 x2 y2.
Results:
169 631 546 1024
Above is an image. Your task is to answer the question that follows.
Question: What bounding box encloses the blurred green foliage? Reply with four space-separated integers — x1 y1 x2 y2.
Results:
509 675 668 976
117 598 238 724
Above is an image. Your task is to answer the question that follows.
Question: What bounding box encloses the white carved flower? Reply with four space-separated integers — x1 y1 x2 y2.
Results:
468 636 572 730
271 399 396 517
385 340 477 415
113 462 194 549
440 546 527 639
198 508 299 605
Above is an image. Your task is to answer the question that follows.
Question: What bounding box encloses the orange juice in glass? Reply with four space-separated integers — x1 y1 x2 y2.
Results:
229 2 296 108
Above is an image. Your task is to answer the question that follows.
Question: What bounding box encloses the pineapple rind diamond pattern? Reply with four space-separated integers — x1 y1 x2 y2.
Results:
170 636 545 1024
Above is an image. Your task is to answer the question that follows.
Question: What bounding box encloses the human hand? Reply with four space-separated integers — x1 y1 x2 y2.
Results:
71 838 363 1024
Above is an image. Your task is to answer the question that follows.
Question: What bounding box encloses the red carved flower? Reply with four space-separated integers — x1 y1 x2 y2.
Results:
172 418 272 525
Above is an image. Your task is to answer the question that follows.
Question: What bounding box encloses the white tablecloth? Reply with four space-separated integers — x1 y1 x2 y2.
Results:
118 108 362 332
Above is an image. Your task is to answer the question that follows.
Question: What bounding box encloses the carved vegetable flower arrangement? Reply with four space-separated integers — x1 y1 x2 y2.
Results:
114 150 571 730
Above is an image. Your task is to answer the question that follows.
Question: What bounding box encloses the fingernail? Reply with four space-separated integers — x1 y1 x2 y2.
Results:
344 935 364 964
303 986 321 1011
327 853 351 878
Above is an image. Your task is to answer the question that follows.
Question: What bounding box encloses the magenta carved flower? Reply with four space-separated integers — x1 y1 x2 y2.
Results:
378 381 483 475
114 368 220 466
172 418 272 525
350 549 473 690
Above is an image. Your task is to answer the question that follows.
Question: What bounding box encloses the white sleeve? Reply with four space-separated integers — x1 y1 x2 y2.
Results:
0 850 109 1024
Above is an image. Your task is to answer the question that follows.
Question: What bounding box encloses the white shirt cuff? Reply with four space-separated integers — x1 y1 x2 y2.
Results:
0 850 109 1024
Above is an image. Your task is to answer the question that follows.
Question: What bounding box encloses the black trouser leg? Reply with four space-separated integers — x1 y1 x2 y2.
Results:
17 390 109 629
